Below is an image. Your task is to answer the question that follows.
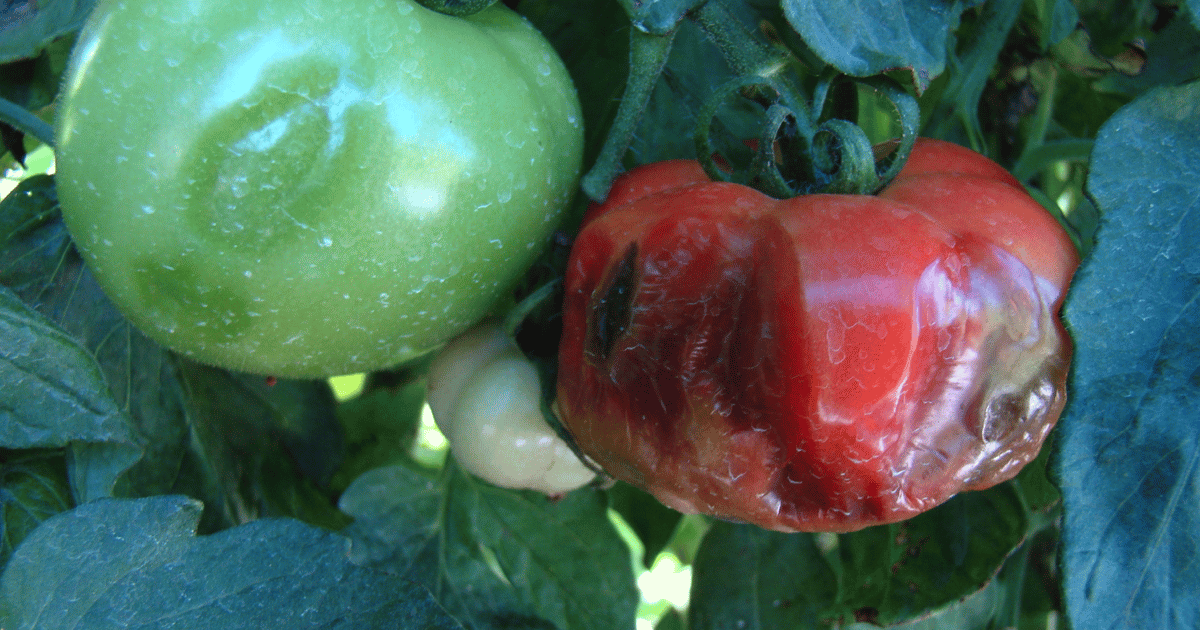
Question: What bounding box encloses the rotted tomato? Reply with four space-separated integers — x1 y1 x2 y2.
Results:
556 139 1079 532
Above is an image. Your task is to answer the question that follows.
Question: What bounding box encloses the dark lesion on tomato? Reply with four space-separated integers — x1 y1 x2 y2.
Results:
586 241 639 365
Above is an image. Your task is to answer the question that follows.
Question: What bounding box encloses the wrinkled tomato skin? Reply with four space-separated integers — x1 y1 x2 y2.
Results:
557 139 1079 532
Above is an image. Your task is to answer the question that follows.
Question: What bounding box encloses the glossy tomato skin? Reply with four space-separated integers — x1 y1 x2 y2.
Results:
557 139 1079 532
55 0 583 377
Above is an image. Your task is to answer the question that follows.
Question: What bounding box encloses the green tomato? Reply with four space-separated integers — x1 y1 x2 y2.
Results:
54 0 583 377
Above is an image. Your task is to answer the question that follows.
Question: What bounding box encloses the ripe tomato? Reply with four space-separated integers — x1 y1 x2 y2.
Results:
556 139 1079 532
54 0 583 377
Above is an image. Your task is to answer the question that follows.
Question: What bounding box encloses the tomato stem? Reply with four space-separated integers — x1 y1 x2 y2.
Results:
581 28 677 203
691 1 790 82
0 96 54 150
503 278 562 340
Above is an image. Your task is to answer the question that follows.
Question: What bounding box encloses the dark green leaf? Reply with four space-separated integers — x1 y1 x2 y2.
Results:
1097 14 1200 96
1021 0 1080 51
781 0 985 92
608 482 682 566
1010 435 1061 517
0 34 74 118
1045 0 1080 47
827 485 1028 625
0 174 186 502
0 450 71 565
0 495 464 629
1074 0 1157 58
330 381 427 495
922 0 1024 147
0 0 95 63
0 123 24 165
688 484 1027 629
340 464 639 630
1056 81 1200 630
174 361 349 532
655 608 686 630
519 0 630 172
879 577 1006 629
630 18 734 165
0 285 136 449
688 522 837 630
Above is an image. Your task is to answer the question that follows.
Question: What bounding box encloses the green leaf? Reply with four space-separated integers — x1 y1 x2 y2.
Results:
688 522 837 630
1097 13 1200 96
921 0 1024 148
654 608 686 630
1023 0 1080 51
0 495 464 629
0 175 182 502
0 261 143 500
0 451 71 565
0 0 95 63
629 18 735 165
340 464 640 630
607 482 682 567
688 484 1027 629
518 0 630 170
1056 81 1200 630
329 381 427 495
174 361 350 532
827 485 1028 625
781 0 986 92
0 35 74 126
0 285 137 449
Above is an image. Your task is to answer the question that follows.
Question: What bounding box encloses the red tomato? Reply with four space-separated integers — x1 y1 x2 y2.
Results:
556 139 1079 532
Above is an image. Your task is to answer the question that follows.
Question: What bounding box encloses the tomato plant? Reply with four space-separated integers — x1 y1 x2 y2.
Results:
52 0 583 377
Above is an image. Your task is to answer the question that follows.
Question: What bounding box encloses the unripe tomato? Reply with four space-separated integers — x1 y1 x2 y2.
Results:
54 0 583 377
557 139 1079 532
427 323 595 495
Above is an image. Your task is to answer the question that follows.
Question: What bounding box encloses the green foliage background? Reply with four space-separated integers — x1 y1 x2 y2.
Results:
1 0 1198 628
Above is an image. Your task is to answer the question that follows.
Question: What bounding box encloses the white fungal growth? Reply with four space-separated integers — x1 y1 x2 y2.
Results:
426 323 595 495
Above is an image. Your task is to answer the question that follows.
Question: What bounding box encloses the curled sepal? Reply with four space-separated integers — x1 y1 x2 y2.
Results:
805 73 920 195
414 0 497 17
695 76 817 197
811 118 877 194
695 72 921 198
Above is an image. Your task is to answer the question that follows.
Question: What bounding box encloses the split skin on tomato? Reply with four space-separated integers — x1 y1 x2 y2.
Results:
54 0 584 377
556 139 1080 533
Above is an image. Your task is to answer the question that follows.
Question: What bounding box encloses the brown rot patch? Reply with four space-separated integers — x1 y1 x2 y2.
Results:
586 242 639 364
